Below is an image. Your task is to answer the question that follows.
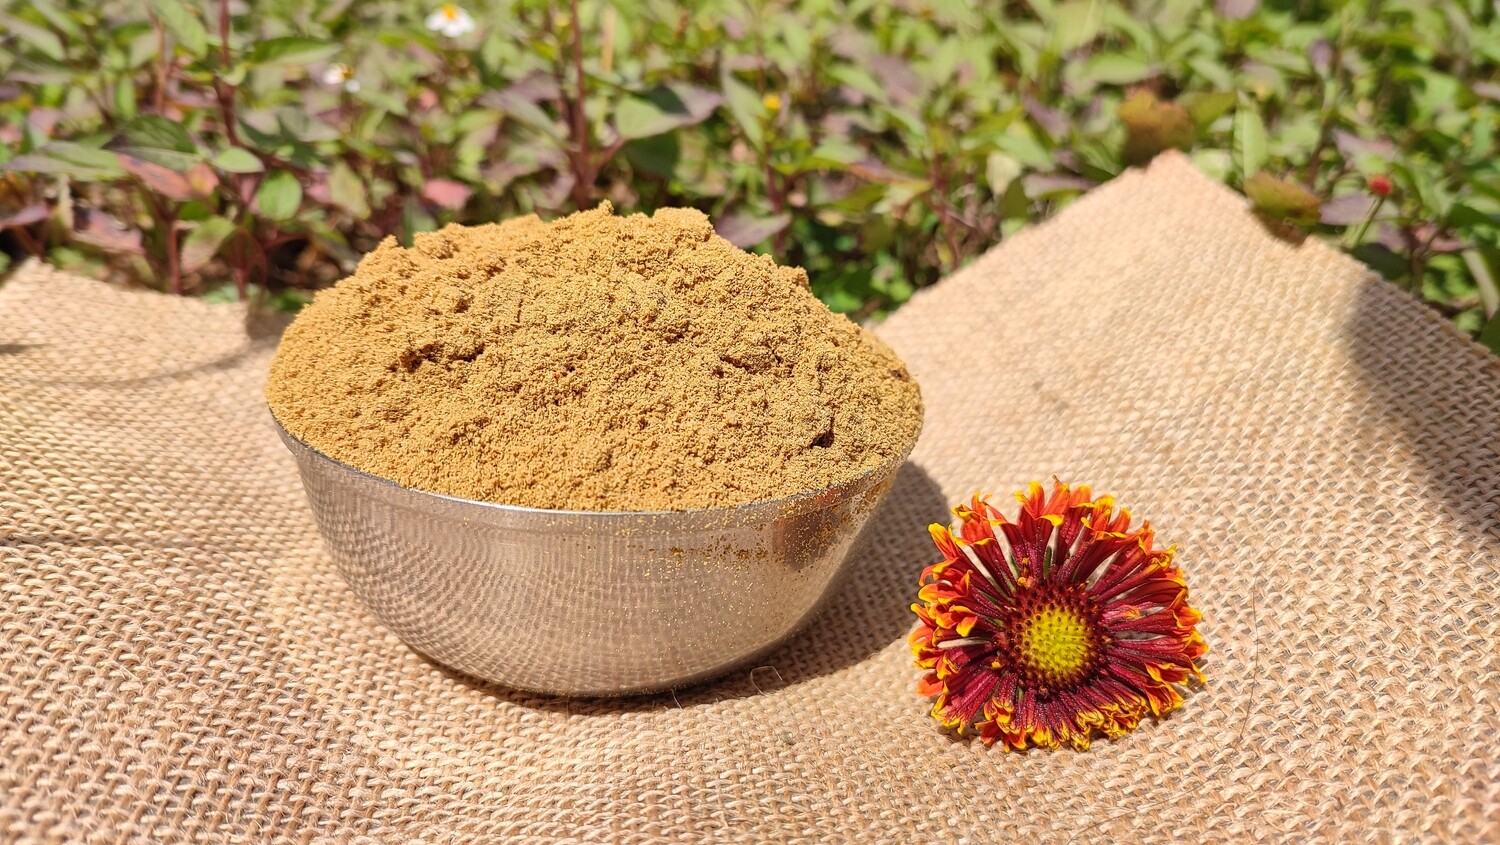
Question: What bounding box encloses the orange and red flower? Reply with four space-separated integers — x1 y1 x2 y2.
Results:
912 481 1207 751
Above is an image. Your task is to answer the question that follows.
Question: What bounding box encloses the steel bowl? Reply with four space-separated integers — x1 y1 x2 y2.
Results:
274 418 915 696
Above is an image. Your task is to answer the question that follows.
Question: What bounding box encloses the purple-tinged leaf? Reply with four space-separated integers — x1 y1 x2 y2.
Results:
1215 0 1259 20
72 207 143 254
420 178 473 210
1308 40 1334 73
869 55 921 103
1024 95 1070 139
533 170 575 211
477 90 564 141
828 26 872 60
504 70 561 103
180 217 236 274
714 212 791 248
186 162 219 198
0 205 48 229
1332 130 1396 160
1373 222 1405 253
118 154 196 201
26 108 62 136
664 83 723 122
3 142 127 181
847 158 921 185
1320 193 1375 225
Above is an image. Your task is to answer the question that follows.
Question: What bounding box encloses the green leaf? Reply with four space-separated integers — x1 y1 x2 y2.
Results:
1052 0 1103 53
2 142 126 181
148 0 208 58
6 17 66 61
1080 54 1152 85
797 140 864 172
1119 91 1195 166
1464 248 1500 318
400 194 435 241
128 28 160 67
1448 204 1498 229
1183 92 1237 133
623 134 680 179
992 129 1054 169
1350 243 1406 281
827 65 885 103
255 170 302 222
30 0 84 37
212 147 264 173
328 161 369 217
998 178 1029 220
108 115 202 170
613 84 722 140
116 115 196 154
249 37 339 66
721 75 766 151
114 76 138 119
1235 100 1267 181
1480 311 1500 356
986 152 1023 195
180 216 236 274
613 97 683 141
1244 172 1321 226
270 288 312 314
1396 160 1454 221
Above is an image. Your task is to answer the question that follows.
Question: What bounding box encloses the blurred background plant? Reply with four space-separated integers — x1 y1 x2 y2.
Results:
1 0 1499 343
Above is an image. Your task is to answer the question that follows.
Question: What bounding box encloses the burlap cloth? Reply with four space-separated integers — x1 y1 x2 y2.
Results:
2 153 1496 843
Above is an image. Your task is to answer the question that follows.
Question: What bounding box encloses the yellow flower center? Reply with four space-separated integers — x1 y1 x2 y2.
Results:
442 3 459 19
762 93 782 112
1019 606 1093 682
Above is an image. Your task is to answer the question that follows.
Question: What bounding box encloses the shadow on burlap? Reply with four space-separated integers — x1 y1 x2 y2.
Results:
1 153 1495 843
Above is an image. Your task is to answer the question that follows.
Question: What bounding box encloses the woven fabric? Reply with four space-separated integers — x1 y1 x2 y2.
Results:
2 153 1497 843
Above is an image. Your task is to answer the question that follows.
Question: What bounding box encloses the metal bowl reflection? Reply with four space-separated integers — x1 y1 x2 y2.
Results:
274 418 914 696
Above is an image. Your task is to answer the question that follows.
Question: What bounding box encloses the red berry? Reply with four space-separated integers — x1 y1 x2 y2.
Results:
1369 175 1393 197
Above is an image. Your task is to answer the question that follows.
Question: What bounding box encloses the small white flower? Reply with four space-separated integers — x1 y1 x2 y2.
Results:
425 3 476 38
321 63 360 93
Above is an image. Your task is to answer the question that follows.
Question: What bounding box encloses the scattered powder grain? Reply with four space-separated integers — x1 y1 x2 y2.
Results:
266 203 923 511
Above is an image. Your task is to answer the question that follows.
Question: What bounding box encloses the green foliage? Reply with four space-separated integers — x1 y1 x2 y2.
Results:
1245 172 1321 226
0 0 1498 330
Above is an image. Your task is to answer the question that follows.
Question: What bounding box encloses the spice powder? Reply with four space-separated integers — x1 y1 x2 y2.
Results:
266 203 923 511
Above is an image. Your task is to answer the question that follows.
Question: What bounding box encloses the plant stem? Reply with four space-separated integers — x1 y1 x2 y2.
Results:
1347 195 1385 247
214 0 242 146
12 224 43 257
1304 12 1347 189
153 19 168 114
232 251 249 300
930 156 961 269
166 223 182 295
568 0 592 209
141 189 183 294
1407 225 1445 296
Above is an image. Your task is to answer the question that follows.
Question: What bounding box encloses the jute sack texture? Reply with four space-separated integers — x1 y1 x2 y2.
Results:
2 153 1496 843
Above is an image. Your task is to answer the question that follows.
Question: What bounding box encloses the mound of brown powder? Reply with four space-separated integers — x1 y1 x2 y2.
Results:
265 203 923 511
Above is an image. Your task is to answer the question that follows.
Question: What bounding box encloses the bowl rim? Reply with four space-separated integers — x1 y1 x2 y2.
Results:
270 408 921 521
